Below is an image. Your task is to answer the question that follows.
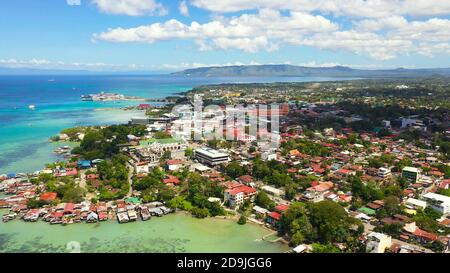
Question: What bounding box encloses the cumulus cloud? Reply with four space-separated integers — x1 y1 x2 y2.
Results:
179 1 189 16
190 0 450 18
67 0 81 5
93 9 338 52
88 0 450 61
91 0 167 16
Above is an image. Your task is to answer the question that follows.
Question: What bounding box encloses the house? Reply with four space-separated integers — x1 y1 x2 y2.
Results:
335 169 356 177
366 232 392 253
266 211 281 228
261 185 285 197
163 175 181 186
274 204 289 214
134 161 149 174
237 175 254 185
39 192 57 202
166 159 184 171
64 203 75 215
253 205 269 217
224 184 257 208
86 212 99 223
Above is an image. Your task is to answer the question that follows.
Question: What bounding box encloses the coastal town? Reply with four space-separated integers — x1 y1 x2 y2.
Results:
1 78 450 253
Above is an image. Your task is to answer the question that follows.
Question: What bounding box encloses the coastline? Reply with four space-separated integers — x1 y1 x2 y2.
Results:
0 210 289 253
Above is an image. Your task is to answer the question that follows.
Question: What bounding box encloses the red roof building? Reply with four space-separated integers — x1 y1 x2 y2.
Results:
268 211 281 221
64 203 75 214
40 192 58 202
224 184 257 208
163 175 181 185
274 204 289 214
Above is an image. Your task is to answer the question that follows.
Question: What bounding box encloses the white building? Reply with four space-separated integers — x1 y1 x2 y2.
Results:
261 185 285 197
402 167 421 182
422 192 450 215
378 167 392 178
405 198 427 210
194 147 230 166
366 232 392 253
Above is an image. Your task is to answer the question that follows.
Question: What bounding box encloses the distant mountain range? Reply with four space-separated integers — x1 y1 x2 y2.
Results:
171 65 450 78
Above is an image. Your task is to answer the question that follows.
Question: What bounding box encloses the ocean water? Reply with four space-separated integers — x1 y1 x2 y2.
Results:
0 75 351 174
0 213 289 253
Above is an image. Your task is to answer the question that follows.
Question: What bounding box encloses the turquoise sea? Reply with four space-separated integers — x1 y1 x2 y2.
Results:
0 74 352 174
0 213 289 253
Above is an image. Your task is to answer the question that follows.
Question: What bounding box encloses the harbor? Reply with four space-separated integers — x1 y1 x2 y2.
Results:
0 212 289 253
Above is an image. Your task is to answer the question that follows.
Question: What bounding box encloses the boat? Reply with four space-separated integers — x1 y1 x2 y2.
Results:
81 95 93 101
28 105 36 110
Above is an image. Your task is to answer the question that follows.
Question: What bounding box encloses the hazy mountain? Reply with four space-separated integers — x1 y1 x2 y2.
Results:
171 65 450 78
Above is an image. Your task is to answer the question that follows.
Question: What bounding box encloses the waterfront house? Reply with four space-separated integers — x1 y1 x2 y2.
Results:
266 211 281 228
86 212 99 223
253 205 269 218
64 203 75 215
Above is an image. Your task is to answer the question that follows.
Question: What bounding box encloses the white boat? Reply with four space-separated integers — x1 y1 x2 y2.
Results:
28 105 36 110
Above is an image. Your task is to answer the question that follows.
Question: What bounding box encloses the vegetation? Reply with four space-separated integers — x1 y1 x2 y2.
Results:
280 201 363 251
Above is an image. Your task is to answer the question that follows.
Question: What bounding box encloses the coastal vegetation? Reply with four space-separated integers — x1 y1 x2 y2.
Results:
280 201 364 252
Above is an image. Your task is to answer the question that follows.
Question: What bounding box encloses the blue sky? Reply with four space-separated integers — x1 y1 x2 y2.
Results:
1 0 450 72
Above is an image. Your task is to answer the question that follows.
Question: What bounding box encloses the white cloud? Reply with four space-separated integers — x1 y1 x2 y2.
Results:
179 1 189 16
67 0 81 5
93 9 338 53
91 0 167 16
190 0 450 18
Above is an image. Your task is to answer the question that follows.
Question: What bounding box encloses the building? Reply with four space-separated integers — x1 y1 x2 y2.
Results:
422 192 450 215
77 160 91 169
402 167 421 182
134 161 150 174
366 232 392 253
261 185 285 197
405 198 427 211
224 184 256 208
194 147 230 166
131 140 186 167
378 167 392 178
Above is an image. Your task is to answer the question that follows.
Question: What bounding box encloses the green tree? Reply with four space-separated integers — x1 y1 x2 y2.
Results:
238 215 247 225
